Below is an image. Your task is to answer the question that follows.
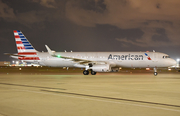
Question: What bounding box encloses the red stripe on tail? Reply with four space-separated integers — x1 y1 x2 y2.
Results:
17 46 25 49
15 35 20 38
16 41 23 44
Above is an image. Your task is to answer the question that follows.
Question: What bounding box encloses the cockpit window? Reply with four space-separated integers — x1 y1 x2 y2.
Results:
163 56 170 58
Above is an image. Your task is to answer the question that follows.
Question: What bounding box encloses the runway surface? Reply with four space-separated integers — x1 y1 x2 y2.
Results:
0 73 180 116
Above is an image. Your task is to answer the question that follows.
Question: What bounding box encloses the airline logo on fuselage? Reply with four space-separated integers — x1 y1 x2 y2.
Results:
108 54 143 60
144 53 152 60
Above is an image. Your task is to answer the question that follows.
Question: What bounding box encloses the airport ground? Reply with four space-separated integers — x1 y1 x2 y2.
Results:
0 67 180 116
0 66 179 75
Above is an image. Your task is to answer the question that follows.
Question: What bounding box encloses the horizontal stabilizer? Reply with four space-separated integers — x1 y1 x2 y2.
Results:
4 53 25 57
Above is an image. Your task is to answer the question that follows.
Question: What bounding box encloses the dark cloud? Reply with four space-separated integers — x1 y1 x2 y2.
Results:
156 3 160 9
32 0 57 8
66 0 180 47
0 0 180 61
0 0 15 19
78 0 106 13
152 28 170 42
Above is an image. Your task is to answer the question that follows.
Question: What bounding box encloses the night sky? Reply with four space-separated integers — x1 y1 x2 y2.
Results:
0 0 180 61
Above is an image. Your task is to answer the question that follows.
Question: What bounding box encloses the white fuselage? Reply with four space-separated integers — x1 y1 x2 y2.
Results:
17 51 176 68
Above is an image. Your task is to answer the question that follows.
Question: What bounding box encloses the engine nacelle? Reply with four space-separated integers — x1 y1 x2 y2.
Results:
91 64 111 72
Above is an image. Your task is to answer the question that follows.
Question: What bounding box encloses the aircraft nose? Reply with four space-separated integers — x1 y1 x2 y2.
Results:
170 59 176 66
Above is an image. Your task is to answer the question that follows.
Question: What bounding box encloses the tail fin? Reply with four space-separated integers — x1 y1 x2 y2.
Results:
13 30 39 61
14 30 37 53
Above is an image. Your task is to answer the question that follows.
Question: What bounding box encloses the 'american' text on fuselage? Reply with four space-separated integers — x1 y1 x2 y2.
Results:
108 54 143 60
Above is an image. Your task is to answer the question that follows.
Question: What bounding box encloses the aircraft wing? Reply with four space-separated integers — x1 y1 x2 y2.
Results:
45 45 103 65
53 54 94 64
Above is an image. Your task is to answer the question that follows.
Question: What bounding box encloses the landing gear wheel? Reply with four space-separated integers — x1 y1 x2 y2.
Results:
153 67 158 76
91 71 97 75
154 72 158 76
83 70 89 75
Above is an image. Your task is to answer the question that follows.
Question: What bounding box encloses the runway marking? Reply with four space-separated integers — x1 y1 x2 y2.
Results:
0 112 8 116
41 89 180 108
3 82 180 108
0 83 66 90
12 89 180 113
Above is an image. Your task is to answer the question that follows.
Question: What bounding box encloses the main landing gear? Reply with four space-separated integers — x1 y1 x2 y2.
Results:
91 70 97 75
153 67 158 76
83 70 97 75
83 63 96 75
83 70 89 75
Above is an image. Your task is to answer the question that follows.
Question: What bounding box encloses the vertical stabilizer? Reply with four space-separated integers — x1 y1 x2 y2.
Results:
14 30 37 53
13 30 39 60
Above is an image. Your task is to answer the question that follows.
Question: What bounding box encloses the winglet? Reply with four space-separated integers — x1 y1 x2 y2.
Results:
45 45 54 56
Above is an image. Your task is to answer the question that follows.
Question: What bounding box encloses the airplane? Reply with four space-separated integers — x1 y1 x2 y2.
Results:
5 30 176 76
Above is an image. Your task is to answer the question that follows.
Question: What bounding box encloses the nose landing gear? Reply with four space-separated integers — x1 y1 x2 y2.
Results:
153 67 158 76
154 72 158 76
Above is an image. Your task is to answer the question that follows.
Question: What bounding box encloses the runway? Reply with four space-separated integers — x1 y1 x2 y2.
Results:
0 74 180 116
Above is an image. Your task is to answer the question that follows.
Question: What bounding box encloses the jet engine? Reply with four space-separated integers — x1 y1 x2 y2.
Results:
91 64 111 72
